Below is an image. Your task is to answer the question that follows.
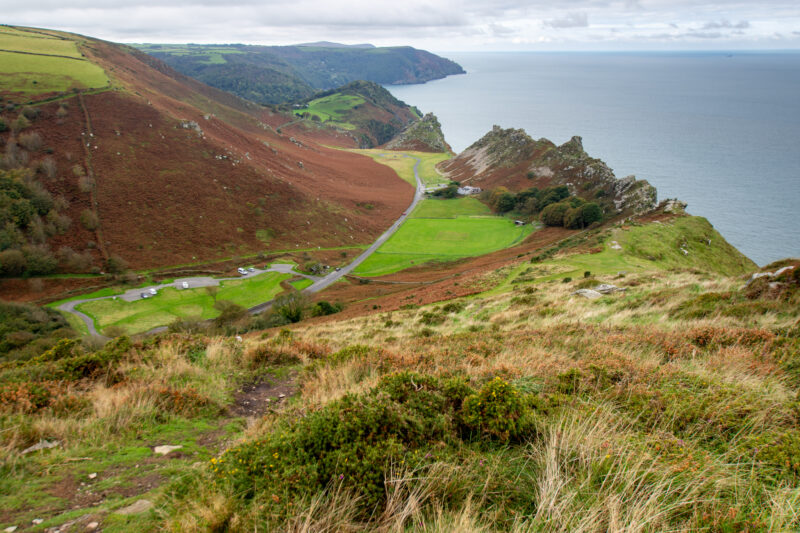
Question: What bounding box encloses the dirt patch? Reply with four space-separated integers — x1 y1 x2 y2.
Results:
231 372 298 417
106 472 164 499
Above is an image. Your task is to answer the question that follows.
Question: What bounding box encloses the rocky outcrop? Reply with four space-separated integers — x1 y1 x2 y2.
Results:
439 126 658 215
384 113 451 153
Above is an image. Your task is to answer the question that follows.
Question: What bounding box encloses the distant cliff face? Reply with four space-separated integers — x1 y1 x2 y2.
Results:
440 126 657 215
384 113 452 153
137 43 465 105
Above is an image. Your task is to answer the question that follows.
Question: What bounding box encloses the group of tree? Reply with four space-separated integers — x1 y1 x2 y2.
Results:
0 108 110 278
482 185 603 229
0 300 77 362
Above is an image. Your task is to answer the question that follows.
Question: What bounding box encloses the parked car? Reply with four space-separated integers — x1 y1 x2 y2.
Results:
140 292 150 299
247 267 255 273
237 268 247 275
181 281 189 289
335 267 341 272
148 288 157 295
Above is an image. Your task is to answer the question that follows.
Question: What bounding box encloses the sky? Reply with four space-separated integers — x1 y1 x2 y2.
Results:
4 0 800 51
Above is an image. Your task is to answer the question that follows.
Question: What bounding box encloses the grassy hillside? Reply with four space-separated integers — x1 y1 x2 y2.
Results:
1 217 796 531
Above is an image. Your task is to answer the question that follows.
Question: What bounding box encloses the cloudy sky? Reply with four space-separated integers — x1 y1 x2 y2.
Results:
6 0 800 51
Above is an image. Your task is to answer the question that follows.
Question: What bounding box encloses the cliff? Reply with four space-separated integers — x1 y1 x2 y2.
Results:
440 126 658 215
384 112 452 153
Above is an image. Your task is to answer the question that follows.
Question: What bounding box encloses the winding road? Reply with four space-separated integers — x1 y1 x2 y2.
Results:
60 156 424 337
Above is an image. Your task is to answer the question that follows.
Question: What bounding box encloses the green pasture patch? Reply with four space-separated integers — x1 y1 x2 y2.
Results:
411 197 491 218
291 278 313 290
76 272 291 335
354 216 534 277
293 93 365 129
0 51 108 95
347 150 417 185
0 30 82 58
344 149 451 187
404 151 451 186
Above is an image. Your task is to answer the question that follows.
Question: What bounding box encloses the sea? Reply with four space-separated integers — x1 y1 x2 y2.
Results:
386 52 800 267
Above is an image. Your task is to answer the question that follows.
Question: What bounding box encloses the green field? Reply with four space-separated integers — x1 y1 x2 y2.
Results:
0 28 108 95
293 93 365 129
411 197 491 218
354 199 534 277
76 272 291 335
410 151 452 187
290 278 313 290
347 149 451 187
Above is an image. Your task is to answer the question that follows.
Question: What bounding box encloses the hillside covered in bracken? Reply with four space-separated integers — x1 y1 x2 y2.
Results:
0 27 418 290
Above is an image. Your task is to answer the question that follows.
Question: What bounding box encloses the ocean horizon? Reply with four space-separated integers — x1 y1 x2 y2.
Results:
387 51 800 266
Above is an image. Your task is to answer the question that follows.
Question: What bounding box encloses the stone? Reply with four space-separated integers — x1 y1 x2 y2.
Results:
153 445 182 456
86 522 99 530
21 439 60 455
573 289 603 300
594 284 624 294
88 473 97 479
5 526 17 532
32 519 43 525
609 241 622 250
116 499 154 515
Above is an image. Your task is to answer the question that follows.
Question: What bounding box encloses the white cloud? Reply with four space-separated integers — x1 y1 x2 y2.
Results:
543 12 589 29
3 0 800 50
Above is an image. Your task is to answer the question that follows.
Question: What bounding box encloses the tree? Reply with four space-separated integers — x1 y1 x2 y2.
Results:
213 300 247 327
580 203 603 226
0 249 26 276
272 291 307 323
496 192 516 213
540 201 570 227
205 286 219 304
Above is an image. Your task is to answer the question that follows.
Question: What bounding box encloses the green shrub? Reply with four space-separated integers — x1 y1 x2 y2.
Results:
310 300 342 317
741 430 800 484
461 377 530 442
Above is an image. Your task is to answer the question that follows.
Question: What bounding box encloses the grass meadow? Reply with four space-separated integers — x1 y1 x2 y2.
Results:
75 272 291 335
347 149 451 187
293 93 365 129
354 197 534 277
0 28 108 95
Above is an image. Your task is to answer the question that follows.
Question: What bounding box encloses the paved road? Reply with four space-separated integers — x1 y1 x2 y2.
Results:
251 155 423 311
60 156 423 337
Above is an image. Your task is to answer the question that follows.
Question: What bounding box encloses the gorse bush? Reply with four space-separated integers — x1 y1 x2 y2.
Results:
210 372 535 517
